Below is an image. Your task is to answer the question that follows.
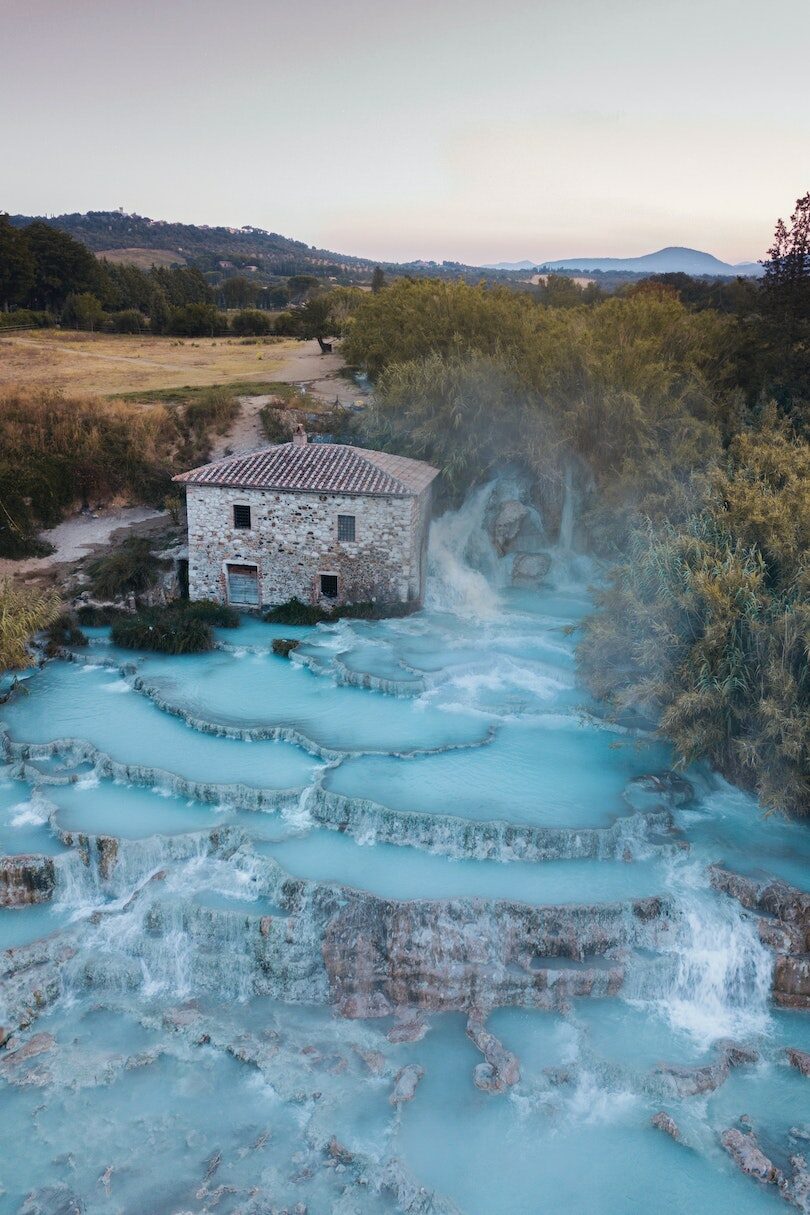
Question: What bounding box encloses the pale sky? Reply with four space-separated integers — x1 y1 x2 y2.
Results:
2 0 808 264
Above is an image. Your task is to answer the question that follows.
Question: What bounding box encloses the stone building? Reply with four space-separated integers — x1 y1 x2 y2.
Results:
173 428 438 610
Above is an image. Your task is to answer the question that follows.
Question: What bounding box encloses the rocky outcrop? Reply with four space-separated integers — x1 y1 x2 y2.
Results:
511 552 552 587
18 1184 85 1215
624 772 695 810
721 1127 779 1183
272 637 300 658
721 1124 810 1213
465 1013 520 1093
774 956 810 1011
0 854 55 906
390 1064 424 1106
651 1111 683 1143
787 1048 810 1078
322 892 672 1017
388 1012 429 1043
709 866 810 1009
0 936 74 1038
489 500 528 555
485 491 551 586
655 1041 758 1098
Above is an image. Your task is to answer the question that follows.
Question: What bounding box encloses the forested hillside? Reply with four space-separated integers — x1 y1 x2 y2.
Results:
9 209 375 279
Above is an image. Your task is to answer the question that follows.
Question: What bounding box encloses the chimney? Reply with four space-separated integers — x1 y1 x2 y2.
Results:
292 424 307 447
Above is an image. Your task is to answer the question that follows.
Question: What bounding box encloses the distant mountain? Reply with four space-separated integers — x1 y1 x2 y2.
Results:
484 246 763 278
485 259 538 271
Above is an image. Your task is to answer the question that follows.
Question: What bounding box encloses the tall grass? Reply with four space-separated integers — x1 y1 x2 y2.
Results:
0 386 178 557
0 579 60 671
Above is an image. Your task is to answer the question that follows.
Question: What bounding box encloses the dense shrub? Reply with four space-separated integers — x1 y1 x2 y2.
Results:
263 598 330 625
579 415 809 816
169 303 227 337
111 608 214 654
107 309 147 334
86 537 166 600
0 309 54 329
76 604 129 626
182 387 241 441
272 637 300 657
259 403 290 443
272 311 302 336
109 600 240 653
44 613 88 655
231 309 272 336
264 598 416 625
181 599 240 627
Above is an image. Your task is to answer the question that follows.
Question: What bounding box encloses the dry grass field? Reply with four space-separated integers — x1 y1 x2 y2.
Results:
96 247 187 268
0 330 304 396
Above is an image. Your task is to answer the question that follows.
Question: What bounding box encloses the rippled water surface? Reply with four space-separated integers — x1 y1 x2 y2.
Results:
1 485 807 1215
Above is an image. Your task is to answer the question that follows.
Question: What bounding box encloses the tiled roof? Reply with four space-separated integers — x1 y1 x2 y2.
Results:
173 443 438 497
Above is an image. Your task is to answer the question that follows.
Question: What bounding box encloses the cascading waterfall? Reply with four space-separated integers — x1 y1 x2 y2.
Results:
426 483 503 615
0 473 807 1215
661 862 775 1047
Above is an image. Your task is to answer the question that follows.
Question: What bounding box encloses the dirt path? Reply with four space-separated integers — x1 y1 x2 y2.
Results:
210 341 365 460
211 395 273 459
0 507 168 578
273 340 363 408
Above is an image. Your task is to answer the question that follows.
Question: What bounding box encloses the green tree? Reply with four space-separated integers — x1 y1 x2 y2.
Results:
169 302 224 336
231 309 271 336
62 292 105 331
220 275 258 309
286 274 320 303
371 266 386 293
298 294 335 350
22 221 98 310
108 309 147 334
762 191 810 337
0 213 35 308
148 287 172 334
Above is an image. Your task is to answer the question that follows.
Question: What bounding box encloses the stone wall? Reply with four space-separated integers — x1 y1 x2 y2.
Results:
185 483 432 608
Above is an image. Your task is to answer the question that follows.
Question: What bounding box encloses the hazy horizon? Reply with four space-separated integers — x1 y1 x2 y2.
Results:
2 0 808 265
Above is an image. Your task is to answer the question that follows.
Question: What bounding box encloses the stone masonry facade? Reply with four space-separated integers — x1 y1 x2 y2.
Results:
185 483 433 609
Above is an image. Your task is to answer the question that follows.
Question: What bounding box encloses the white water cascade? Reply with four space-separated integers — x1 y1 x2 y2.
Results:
0 474 806 1215
426 482 503 616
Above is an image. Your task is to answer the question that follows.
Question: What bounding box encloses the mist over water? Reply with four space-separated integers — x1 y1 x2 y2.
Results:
0 477 807 1214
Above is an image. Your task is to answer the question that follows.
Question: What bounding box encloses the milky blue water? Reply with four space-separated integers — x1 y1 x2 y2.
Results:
0 485 807 1215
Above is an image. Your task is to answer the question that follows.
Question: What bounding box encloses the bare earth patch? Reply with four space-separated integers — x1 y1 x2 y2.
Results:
0 508 169 579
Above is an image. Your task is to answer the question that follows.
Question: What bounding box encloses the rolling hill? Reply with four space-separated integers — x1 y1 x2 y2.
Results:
10 210 378 279
487 246 763 277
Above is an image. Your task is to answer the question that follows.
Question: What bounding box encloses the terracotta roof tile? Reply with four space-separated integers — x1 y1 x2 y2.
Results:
173 442 438 497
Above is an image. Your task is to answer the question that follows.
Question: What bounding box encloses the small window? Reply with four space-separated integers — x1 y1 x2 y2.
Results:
320 574 338 599
337 514 356 542
233 504 251 529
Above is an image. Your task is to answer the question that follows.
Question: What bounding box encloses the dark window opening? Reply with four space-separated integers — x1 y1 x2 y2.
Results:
320 574 338 599
233 504 251 529
337 514 356 542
